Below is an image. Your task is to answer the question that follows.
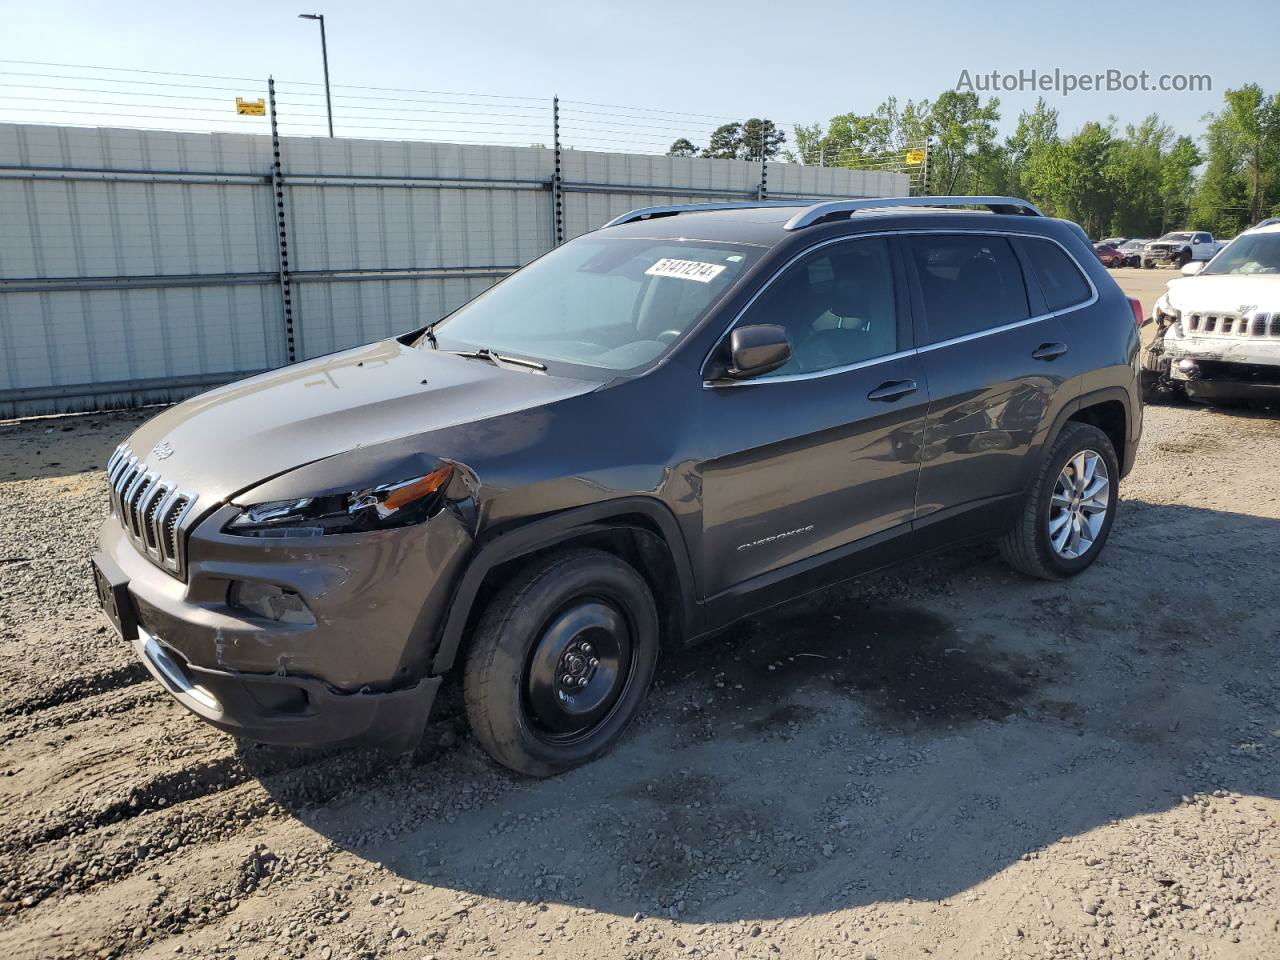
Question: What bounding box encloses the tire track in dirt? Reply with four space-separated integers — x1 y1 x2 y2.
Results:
0 661 150 720
0 728 415 921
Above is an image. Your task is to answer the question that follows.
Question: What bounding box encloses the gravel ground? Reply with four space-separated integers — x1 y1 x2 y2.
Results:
2 290 1278 958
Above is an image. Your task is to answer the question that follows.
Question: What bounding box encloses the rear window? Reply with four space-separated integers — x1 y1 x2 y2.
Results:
908 235 1030 343
1022 238 1092 312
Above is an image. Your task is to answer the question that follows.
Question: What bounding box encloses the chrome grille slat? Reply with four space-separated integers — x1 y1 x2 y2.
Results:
105 444 197 578
125 472 155 541
141 483 168 551
1185 310 1280 338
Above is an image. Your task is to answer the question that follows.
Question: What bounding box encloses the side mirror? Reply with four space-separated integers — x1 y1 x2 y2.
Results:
708 324 792 382
1181 261 1205 276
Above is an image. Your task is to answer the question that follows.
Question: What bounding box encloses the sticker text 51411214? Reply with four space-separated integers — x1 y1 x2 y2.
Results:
644 258 727 283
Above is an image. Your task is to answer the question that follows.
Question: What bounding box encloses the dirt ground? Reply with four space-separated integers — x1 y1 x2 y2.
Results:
3 267 1279 960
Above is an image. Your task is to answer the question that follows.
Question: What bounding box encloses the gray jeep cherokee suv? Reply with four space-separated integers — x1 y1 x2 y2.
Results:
92 196 1143 776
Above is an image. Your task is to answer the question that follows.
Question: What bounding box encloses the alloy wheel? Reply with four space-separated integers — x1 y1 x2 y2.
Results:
1048 449 1110 560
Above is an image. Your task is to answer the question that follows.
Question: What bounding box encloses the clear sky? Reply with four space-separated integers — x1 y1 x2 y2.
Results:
2 0 1277 153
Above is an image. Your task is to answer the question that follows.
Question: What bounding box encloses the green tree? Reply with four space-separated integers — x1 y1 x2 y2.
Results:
924 90 1001 194
702 123 743 160
999 99 1060 199
699 119 785 161
667 138 699 158
1105 115 1170 237
1159 135 1202 234
740 118 786 161
1191 84 1280 232
1026 122 1115 236
788 122 825 164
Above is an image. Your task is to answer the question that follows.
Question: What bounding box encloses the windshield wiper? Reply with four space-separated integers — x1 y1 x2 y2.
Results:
446 347 547 371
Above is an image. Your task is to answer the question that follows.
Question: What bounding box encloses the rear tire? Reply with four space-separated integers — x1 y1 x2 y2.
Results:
999 423 1119 581
463 548 659 777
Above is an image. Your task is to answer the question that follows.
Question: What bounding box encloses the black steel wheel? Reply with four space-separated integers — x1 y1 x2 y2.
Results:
463 548 659 776
522 598 634 743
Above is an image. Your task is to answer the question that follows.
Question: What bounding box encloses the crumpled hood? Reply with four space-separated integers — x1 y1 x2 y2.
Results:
1165 275 1280 314
122 339 597 504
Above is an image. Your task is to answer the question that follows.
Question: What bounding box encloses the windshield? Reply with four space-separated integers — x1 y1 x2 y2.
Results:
1201 233 1280 275
1158 233 1191 242
421 235 763 373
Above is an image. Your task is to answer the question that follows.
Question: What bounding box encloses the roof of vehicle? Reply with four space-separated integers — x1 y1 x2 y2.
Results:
1242 222 1280 236
598 196 1079 248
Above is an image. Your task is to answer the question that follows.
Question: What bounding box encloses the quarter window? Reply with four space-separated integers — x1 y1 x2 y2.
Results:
908 235 1030 343
1022 238 1091 312
736 237 899 377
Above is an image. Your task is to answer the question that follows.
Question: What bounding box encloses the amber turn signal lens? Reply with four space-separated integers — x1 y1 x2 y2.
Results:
381 465 453 511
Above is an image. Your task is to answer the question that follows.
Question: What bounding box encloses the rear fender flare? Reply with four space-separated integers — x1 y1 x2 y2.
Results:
1038 386 1135 478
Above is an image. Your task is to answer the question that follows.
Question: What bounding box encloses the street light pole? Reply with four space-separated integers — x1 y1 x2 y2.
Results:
297 13 333 137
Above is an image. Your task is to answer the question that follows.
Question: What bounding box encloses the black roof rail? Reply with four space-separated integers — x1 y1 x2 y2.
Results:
601 201 808 228
600 195 1045 231
781 196 1045 230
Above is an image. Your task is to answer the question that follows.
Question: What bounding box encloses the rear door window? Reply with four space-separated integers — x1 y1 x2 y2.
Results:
908 235 1030 343
1021 238 1092 312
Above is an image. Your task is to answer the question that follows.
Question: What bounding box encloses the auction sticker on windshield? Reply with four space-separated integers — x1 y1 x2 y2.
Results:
645 258 727 283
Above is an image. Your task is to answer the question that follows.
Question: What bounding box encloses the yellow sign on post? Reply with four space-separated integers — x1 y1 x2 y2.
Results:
236 97 266 116
905 148 926 166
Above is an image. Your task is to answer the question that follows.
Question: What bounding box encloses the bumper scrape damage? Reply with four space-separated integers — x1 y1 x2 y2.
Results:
1143 298 1280 404
95 459 477 752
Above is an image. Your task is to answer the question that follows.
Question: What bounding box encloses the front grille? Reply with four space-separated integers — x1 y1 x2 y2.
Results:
106 444 198 578
1186 311 1279 339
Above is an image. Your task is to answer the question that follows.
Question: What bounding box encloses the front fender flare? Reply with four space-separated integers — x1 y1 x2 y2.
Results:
428 497 697 675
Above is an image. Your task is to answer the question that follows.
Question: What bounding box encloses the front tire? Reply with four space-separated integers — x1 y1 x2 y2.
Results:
463 548 659 777
999 423 1119 580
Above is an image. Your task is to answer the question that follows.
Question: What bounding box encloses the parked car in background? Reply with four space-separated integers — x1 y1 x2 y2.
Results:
1118 239 1148 267
1142 222 1280 406
1093 243 1126 268
92 195 1143 777
1141 231 1223 268
1099 237 1127 247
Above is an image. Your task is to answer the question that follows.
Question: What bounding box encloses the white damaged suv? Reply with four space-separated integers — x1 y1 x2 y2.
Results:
1143 223 1280 406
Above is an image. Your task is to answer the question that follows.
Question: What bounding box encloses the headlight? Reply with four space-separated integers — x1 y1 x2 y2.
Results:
1152 295 1180 331
225 464 454 537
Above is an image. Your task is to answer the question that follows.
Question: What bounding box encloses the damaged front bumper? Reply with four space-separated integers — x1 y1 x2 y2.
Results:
133 626 440 750
1144 331 1280 402
96 502 471 750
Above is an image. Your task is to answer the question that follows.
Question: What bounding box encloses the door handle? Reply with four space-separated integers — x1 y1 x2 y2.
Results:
1032 342 1068 361
867 379 918 402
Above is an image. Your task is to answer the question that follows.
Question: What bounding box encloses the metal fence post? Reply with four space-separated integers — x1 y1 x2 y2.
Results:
267 76 297 363
552 95 564 246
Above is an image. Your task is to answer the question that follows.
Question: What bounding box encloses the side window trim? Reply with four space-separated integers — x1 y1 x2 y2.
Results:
701 228 1099 381
1011 234 1098 318
1008 236 1050 317
905 231 1035 346
903 231 1097 350
701 232 908 385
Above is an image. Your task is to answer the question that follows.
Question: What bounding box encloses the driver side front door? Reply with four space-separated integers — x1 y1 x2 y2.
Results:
696 235 929 600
